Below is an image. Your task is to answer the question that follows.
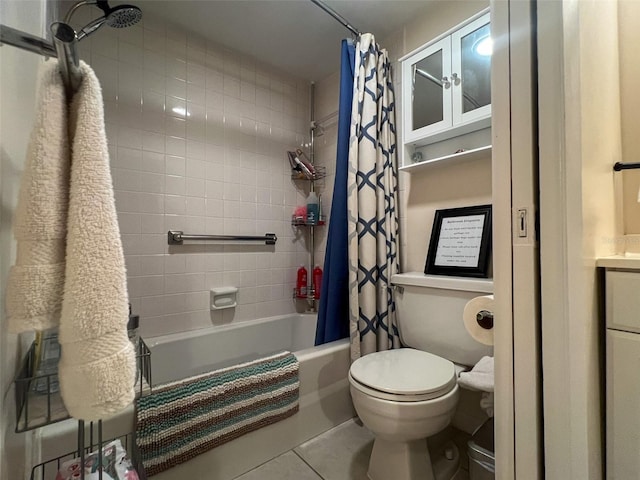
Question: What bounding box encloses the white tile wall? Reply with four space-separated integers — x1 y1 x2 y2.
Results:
77 12 313 338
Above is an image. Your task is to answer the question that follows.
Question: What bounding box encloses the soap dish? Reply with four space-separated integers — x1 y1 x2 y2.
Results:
210 287 238 310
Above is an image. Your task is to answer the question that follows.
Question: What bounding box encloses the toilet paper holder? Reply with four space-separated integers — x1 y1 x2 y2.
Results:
476 310 494 330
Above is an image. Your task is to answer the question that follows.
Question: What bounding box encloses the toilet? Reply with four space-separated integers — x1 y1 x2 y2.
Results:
349 272 493 480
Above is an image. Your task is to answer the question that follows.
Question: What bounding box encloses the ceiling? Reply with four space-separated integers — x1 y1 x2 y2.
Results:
136 0 436 81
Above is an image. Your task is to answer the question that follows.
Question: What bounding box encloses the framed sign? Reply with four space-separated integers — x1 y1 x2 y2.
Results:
424 205 492 278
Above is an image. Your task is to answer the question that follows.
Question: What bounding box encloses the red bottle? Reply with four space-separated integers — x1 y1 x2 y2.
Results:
296 266 308 298
313 266 323 299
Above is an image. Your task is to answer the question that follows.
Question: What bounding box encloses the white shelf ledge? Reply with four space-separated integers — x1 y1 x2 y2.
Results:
391 272 493 293
400 145 492 173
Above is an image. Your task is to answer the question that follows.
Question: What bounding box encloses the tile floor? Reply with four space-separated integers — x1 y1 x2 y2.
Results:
234 419 373 480
233 418 474 480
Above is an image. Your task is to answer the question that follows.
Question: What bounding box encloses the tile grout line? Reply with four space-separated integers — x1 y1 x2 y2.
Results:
292 448 327 480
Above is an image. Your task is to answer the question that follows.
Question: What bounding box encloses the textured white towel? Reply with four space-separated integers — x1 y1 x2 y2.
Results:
6 61 69 332
57 61 135 421
458 356 494 392
480 392 494 418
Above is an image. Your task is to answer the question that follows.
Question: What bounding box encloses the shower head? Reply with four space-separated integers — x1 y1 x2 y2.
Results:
64 0 142 41
102 4 143 28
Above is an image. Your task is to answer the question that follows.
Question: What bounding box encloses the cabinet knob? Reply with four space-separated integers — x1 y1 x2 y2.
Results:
441 76 451 89
452 73 462 85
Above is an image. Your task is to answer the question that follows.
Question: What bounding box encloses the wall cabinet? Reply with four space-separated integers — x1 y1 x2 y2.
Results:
402 11 491 149
603 268 640 479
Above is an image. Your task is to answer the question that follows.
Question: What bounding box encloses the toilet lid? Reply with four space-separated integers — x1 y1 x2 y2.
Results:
350 349 456 397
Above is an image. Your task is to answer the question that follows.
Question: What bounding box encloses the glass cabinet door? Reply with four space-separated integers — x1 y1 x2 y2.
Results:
451 13 492 124
400 10 491 152
402 37 452 143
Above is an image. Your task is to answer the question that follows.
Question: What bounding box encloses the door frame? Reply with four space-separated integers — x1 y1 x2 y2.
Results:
491 0 543 477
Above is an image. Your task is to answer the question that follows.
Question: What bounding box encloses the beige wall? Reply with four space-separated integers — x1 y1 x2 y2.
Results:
539 0 620 477
402 159 492 272
403 0 490 55
395 1 490 272
314 2 490 274
0 1 50 477
572 0 619 476
619 1 640 236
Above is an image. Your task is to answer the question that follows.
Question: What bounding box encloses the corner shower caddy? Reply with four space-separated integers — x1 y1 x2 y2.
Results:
291 162 326 305
15 337 152 479
290 164 327 227
290 85 334 309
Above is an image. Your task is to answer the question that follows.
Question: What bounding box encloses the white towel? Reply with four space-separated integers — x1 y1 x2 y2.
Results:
57 60 136 421
480 392 494 418
458 356 494 392
6 60 69 332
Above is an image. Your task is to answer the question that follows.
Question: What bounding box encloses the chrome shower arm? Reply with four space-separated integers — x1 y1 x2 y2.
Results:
64 0 98 24
76 16 107 41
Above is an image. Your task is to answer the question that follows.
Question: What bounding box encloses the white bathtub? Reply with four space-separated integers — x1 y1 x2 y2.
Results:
149 313 331 384
35 313 354 480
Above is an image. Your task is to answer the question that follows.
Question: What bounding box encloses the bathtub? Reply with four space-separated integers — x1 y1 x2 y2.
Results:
34 313 354 480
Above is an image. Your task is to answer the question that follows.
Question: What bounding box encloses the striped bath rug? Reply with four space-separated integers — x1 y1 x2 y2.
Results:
135 351 299 476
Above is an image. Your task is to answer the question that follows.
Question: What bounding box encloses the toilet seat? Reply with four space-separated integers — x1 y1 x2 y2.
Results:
349 348 457 402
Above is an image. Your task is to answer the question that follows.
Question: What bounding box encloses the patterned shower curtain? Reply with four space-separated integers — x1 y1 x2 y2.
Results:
347 33 400 361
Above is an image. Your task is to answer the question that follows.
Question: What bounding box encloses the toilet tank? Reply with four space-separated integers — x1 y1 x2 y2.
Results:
391 272 494 367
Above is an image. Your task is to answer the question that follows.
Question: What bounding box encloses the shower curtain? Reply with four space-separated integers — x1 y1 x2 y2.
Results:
315 39 355 346
347 34 400 361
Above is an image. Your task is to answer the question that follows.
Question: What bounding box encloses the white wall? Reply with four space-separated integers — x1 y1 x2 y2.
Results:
67 7 313 338
0 2 50 478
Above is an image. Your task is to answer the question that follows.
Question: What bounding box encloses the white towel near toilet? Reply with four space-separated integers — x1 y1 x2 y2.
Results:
458 355 494 392
458 356 494 417
480 392 495 418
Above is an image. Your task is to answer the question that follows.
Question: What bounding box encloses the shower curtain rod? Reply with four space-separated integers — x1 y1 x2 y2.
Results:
0 23 81 95
309 0 361 37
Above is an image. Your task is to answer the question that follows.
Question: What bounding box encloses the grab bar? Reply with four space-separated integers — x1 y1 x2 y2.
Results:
167 231 277 245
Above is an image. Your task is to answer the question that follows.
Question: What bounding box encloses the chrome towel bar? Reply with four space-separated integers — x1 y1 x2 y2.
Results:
168 231 277 245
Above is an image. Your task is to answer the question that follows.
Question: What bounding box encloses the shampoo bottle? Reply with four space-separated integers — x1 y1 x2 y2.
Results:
307 191 319 225
296 265 308 298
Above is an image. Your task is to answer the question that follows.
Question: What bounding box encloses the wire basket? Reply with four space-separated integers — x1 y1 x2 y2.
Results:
290 165 327 182
291 215 326 227
29 430 146 480
15 337 152 433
